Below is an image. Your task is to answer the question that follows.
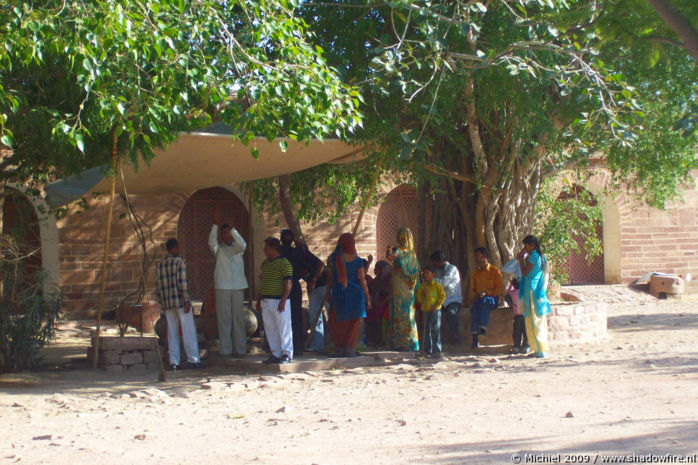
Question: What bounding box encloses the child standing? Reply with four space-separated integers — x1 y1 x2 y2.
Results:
505 278 529 354
416 266 446 357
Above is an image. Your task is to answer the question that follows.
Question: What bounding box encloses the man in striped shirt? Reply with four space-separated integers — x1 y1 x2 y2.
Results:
256 237 293 364
155 239 201 371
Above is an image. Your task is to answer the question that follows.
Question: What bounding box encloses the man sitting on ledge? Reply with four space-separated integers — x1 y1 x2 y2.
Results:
469 247 504 349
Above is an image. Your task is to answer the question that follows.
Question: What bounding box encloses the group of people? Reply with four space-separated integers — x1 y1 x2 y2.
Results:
155 214 552 370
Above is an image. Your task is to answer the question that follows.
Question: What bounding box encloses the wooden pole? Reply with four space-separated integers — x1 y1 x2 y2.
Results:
247 181 255 301
352 164 381 237
92 131 119 369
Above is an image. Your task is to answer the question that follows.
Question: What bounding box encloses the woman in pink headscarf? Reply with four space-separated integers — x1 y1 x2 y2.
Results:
324 233 371 357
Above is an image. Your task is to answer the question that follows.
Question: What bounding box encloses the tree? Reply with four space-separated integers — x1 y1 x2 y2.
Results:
299 0 696 279
645 0 698 61
0 0 362 185
0 0 363 367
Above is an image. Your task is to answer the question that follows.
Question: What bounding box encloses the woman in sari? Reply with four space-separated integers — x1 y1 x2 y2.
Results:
387 227 420 352
516 235 551 358
325 233 371 357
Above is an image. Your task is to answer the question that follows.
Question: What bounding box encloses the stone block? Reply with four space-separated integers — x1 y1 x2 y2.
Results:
143 350 160 365
649 274 684 298
547 317 569 331
573 306 587 316
146 362 161 371
120 351 143 366
93 336 158 352
106 364 124 375
552 305 575 317
103 351 121 365
126 364 148 375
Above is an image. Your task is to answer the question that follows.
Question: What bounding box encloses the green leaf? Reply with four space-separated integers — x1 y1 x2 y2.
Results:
75 133 85 153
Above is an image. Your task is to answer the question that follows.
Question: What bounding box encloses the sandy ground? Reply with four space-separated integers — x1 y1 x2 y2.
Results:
1 291 697 465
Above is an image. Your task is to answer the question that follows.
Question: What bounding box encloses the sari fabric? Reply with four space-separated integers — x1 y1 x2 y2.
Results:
389 228 420 351
518 250 551 317
519 250 550 356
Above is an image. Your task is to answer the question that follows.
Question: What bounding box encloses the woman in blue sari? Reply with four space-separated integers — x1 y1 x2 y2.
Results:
387 227 420 352
516 235 551 358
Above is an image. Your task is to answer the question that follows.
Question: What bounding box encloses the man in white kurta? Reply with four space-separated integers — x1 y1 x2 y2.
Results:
209 214 248 357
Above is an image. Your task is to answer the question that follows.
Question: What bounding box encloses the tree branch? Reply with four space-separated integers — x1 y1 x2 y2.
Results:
278 174 305 242
646 0 698 61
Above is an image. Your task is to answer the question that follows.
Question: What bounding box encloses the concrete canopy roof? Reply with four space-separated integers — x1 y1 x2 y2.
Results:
45 125 363 206
93 133 363 195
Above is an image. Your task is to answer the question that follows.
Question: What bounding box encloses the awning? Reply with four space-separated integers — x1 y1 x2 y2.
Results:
45 125 363 207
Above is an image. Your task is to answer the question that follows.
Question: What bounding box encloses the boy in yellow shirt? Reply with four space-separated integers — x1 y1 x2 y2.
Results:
416 266 446 357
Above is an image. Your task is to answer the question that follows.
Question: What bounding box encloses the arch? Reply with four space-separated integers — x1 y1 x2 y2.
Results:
376 185 419 259
1 185 60 295
556 185 605 284
585 176 622 284
547 171 622 284
177 187 250 300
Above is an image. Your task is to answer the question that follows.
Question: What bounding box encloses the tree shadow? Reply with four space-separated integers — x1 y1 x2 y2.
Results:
416 420 698 464
608 312 698 333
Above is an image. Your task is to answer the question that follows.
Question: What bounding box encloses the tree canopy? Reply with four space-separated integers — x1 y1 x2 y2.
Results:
256 0 697 277
0 0 362 187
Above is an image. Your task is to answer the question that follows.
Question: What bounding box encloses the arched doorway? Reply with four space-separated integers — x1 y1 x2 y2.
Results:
177 187 250 300
558 186 605 285
1 187 42 296
376 185 420 260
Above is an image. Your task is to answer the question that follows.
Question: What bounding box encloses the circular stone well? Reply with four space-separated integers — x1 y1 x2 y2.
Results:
547 301 608 346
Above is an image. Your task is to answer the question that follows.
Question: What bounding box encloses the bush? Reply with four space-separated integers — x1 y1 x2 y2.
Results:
534 180 603 286
0 233 62 372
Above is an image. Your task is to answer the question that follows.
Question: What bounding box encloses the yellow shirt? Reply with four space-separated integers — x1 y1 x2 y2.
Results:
470 263 504 299
416 280 446 312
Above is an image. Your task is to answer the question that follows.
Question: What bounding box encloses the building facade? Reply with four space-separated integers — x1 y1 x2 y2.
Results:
2 170 697 315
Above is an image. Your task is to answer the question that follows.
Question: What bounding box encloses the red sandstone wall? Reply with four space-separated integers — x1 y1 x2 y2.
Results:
57 190 378 314
55 173 698 313
261 208 379 270
617 177 698 282
57 193 188 313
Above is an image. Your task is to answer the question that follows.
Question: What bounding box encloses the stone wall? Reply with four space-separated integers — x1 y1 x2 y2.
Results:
616 178 698 283
58 189 380 315
261 206 379 270
561 168 698 284
547 302 608 346
57 193 186 313
459 301 608 348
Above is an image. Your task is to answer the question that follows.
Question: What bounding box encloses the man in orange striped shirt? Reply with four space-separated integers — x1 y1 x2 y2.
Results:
469 247 504 349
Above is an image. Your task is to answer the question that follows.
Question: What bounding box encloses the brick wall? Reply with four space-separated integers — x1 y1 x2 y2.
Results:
57 193 188 313
58 190 379 314
261 206 379 270
615 173 698 283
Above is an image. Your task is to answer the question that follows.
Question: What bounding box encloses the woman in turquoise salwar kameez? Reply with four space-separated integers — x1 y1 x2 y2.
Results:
516 235 551 358
387 227 420 351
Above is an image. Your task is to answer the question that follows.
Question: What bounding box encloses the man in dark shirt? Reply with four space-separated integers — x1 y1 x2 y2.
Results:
302 247 327 352
280 229 309 357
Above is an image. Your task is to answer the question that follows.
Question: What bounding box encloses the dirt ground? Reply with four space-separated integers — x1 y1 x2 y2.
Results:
1 289 697 465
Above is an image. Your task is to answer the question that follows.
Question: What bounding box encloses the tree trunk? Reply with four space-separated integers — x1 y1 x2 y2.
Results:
92 130 118 369
278 174 305 242
646 0 698 61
